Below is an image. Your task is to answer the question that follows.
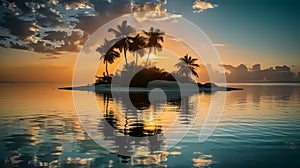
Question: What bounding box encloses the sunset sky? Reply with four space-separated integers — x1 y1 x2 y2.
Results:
0 0 299 82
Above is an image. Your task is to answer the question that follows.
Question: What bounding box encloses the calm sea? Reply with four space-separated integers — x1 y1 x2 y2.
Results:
0 83 299 167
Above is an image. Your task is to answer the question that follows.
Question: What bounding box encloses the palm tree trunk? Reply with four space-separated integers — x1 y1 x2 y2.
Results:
105 60 109 76
124 47 128 66
135 53 138 66
105 94 109 116
145 48 152 66
151 49 157 66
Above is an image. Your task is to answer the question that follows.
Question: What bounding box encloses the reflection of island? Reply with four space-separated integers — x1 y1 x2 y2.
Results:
94 84 203 164
97 92 176 164
100 93 163 138
223 64 300 83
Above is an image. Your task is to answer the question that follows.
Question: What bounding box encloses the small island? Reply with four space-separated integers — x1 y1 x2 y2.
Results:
59 20 242 94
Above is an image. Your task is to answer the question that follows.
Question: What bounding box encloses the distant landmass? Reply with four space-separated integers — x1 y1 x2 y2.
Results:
222 64 300 83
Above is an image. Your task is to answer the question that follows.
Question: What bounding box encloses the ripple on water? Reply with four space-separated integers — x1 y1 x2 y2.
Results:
1 84 300 167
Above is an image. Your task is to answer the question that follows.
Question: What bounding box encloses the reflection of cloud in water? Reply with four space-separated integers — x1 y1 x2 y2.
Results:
1 112 92 167
192 152 214 168
65 157 94 166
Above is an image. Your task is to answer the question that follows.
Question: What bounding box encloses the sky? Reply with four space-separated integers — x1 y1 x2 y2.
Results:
0 0 299 82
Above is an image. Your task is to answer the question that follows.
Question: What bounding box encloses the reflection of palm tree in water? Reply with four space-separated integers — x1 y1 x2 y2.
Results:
179 96 195 125
97 93 132 157
97 93 197 164
148 133 165 154
126 122 162 137
100 93 163 137
100 93 119 138
97 93 166 161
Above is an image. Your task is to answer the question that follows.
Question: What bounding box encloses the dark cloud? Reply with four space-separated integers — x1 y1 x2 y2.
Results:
75 0 131 35
28 41 58 54
0 0 95 54
43 31 68 41
0 0 136 54
0 0 184 55
0 14 35 38
132 0 167 5
34 8 62 27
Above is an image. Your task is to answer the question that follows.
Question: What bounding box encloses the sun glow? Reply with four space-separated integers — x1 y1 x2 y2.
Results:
149 53 156 59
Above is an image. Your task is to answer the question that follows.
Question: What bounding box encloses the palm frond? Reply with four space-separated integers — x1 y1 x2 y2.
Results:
175 54 200 78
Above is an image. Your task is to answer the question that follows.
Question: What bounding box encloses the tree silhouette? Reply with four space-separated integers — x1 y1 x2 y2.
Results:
96 39 120 76
108 20 136 66
175 54 200 78
129 34 146 66
143 27 165 66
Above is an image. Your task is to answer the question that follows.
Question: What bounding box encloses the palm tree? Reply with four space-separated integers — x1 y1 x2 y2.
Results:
108 20 136 66
128 34 146 66
96 39 120 76
143 27 165 66
175 54 200 78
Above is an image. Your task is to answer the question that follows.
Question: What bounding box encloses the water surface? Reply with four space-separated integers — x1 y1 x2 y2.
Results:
0 83 299 167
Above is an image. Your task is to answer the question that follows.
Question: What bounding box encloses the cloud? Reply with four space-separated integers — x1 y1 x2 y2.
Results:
0 26 29 48
131 0 181 22
213 43 226 47
42 54 60 59
131 0 167 6
0 0 96 54
192 0 218 13
0 0 182 54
